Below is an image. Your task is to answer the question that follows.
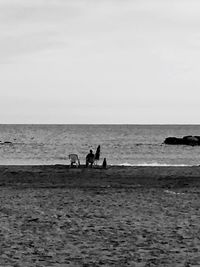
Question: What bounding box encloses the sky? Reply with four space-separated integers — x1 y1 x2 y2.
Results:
1 0 200 124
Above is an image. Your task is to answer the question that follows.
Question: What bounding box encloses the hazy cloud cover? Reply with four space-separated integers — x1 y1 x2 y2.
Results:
1 0 200 123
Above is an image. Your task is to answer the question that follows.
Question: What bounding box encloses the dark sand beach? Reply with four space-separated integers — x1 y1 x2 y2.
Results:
0 165 200 266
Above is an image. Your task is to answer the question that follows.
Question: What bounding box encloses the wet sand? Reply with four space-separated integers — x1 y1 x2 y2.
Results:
0 165 200 266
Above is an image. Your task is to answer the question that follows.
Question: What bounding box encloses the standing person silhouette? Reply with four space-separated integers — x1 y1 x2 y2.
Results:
86 149 95 167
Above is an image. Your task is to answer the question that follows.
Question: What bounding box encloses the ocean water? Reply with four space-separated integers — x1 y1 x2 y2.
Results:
0 124 200 166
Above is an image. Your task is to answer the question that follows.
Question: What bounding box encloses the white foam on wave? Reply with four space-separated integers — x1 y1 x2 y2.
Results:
115 162 192 167
164 190 185 195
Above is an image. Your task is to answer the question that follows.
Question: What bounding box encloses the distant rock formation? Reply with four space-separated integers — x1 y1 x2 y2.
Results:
0 141 13 145
164 136 200 146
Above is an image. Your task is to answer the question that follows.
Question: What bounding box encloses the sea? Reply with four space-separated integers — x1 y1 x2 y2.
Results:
0 124 200 166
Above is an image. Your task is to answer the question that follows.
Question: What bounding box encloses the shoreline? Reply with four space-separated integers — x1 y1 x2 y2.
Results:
0 165 200 188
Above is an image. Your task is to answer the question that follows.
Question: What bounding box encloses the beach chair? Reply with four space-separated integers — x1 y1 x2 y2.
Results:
69 154 80 167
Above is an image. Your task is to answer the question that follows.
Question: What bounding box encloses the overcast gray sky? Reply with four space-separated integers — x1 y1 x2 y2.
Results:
1 0 200 124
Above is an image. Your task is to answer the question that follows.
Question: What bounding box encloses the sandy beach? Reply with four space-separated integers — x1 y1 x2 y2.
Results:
0 165 200 266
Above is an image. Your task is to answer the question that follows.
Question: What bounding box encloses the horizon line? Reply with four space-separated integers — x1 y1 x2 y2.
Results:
0 123 200 126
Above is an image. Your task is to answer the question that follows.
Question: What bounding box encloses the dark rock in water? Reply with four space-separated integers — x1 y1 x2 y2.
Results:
183 136 199 146
3 141 13 145
164 136 200 146
164 137 185 145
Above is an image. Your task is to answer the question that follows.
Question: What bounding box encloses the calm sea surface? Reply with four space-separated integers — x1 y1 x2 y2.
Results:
0 124 200 166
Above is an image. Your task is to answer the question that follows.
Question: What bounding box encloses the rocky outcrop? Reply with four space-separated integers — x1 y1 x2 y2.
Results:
164 136 200 146
3 141 13 144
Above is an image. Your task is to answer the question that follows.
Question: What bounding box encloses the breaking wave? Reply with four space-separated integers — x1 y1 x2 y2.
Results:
117 162 191 167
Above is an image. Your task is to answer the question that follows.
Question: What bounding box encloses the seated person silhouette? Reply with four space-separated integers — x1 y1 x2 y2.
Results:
86 149 95 167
